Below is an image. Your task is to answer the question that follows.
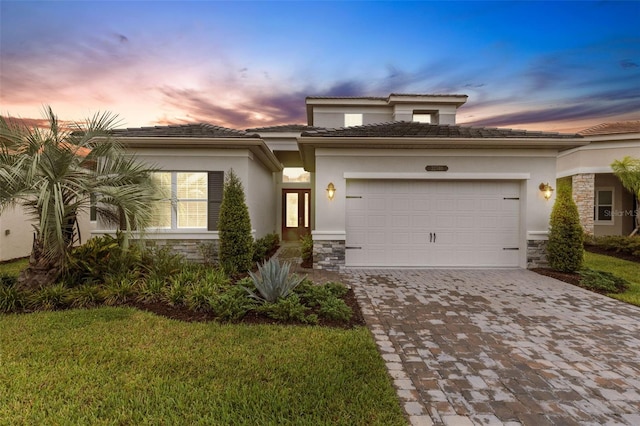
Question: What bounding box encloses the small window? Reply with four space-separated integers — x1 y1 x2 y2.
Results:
344 113 362 127
413 113 432 123
595 188 614 223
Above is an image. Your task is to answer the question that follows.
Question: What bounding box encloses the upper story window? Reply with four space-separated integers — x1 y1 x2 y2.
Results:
595 188 614 224
344 113 362 127
150 171 223 230
412 112 433 124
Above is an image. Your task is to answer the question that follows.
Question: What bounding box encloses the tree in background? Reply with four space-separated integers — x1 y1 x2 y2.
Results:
547 183 584 272
611 156 640 236
0 107 158 290
218 169 253 274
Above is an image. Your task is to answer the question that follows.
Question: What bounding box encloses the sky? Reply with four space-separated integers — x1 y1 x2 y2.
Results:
1 1 639 133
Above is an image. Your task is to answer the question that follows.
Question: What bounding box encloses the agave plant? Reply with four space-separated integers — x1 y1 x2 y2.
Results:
245 259 305 303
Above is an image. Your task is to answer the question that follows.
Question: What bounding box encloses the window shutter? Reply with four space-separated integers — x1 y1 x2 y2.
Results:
208 171 224 231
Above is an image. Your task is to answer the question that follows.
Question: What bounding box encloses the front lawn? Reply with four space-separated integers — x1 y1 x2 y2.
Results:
0 308 406 425
0 258 28 276
584 251 640 306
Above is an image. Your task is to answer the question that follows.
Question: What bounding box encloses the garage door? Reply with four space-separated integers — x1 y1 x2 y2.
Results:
345 180 521 267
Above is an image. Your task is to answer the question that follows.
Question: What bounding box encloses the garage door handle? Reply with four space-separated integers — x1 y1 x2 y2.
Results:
429 232 433 243
434 233 436 243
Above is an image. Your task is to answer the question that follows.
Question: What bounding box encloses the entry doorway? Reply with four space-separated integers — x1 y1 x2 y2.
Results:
282 189 311 241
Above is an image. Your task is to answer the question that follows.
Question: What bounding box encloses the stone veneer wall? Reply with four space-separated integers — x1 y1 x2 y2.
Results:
572 173 595 235
313 240 345 271
141 239 219 264
526 239 548 268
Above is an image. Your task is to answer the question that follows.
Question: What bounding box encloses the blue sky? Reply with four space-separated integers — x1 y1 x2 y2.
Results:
1 1 639 132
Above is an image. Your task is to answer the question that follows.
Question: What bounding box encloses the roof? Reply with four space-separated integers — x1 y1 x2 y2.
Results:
305 93 467 101
578 120 640 136
301 121 581 139
112 123 259 138
246 124 324 132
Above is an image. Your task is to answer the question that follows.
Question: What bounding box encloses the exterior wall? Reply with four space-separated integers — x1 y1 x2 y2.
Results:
594 174 635 237
312 148 559 269
92 148 273 256
247 157 277 238
572 173 595 236
557 139 640 178
0 205 35 261
0 205 92 262
312 106 393 128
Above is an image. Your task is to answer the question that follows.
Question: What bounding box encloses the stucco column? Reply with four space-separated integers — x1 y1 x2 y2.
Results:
572 173 595 235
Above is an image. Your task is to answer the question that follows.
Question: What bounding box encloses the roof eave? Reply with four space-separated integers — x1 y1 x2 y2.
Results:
297 136 589 172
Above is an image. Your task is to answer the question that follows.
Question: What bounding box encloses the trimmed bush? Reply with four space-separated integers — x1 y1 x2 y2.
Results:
586 235 640 258
300 234 313 267
218 169 253 274
253 233 281 264
548 184 583 272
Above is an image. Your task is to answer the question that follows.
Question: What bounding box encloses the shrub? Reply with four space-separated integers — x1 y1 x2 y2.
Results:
28 283 70 311
587 235 640 258
547 184 583 272
67 283 104 308
579 269 629 294
318 296 352 322
140 244 186 280
102 275 138 306
253 233 280 264
246 259 305 303
209 285 255 321
0 273 18 287
257 293 316 324
64 233 142 286
218 169 253 275
0 281 25 313
136 277 165 303
300 234 313 267
162 280 188 307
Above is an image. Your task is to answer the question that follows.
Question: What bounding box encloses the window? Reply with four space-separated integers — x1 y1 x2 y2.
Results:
412 113 432 123
283 167 310 183
344 113 362 127
595 188 614 223
150 171 223 230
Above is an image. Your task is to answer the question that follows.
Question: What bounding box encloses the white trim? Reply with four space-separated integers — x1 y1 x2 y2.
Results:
311 230 346 241
90 229 257 239
557 167 612 178
527 231 549 240
316 148 559 158
558 140 640 156
343 172 530 180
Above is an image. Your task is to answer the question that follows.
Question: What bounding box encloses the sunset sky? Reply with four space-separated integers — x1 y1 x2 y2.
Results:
1 1 639 133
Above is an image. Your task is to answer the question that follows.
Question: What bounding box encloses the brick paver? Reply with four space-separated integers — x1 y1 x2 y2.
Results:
344 269 640 426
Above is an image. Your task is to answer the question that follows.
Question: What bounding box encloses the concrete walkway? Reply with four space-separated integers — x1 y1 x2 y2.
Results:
344 269 640 426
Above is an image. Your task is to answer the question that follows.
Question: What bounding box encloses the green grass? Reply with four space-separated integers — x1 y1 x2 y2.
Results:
584 251 640 306
0 308 406 425
0 258 28 276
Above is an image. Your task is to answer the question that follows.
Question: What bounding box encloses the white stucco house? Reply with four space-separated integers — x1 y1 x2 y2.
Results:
2 94 593 269
557 121 640 237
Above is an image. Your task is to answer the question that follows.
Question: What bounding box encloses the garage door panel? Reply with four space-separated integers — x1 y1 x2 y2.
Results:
346 180 521 267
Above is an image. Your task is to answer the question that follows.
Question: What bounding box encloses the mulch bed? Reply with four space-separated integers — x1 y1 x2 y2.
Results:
126 286 366 329
584 245 640 264
531 268 581 286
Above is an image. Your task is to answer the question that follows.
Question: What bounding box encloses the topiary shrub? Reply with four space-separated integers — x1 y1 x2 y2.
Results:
218 169 253 275
300 234 313 268
547 184 584 272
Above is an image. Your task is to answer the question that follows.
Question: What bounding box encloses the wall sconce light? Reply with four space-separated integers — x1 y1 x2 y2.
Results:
326 182 336 200
539 182 554 200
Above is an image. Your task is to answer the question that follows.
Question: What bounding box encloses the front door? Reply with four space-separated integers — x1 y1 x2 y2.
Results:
282 189 311 241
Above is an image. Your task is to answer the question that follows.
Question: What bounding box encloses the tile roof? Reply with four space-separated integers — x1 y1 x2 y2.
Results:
578 120 640 136
111 123 259 138
300 121 581 139
246 124 324 132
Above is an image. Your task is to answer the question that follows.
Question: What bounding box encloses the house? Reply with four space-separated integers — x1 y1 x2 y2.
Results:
3 94 589 269
557 121 640 237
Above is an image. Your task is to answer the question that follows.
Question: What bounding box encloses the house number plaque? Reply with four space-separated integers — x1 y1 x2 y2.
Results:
425 165 448 172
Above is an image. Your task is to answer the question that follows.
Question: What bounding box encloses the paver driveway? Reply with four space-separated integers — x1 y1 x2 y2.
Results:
344 269 640 426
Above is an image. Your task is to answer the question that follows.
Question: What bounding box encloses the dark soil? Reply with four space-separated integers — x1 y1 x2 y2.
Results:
584 245 640 264
531 268 581 286
126 287 366 329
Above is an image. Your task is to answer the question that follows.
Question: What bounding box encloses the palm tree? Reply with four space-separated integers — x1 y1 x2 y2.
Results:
0 107 158 290
611 156 640 236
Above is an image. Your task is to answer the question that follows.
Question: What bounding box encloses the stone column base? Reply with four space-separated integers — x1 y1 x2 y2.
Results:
527 239 548 269
313 240 345 271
